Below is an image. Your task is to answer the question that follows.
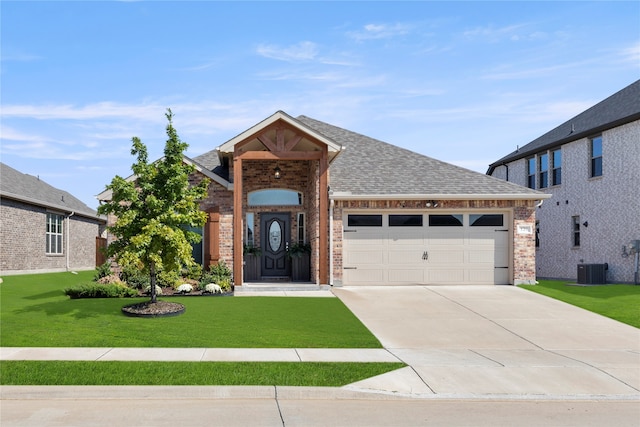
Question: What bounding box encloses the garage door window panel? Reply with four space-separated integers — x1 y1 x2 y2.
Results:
389 215 423 227
470 214 504 227
429 214 463 227
347 215 382 227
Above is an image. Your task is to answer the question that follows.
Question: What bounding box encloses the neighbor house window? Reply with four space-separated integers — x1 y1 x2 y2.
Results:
572 216 580 247
552 149 562 186
46 213 64 255
527 157 536 189
538 153 549 189
590 136 602 177
296 212 306 244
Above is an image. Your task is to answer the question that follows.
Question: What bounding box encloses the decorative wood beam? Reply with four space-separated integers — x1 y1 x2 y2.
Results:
257 134 277 152
319 145 329 285
236 151 322 160
284 135 302 152
233 153 243 286
276 127 285 151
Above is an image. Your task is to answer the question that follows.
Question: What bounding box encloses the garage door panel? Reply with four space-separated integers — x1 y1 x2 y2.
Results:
388 268 425 283
389 249 423 264
427 269 465 283
345 268 385 284
429 249 464 264
467 249 495 264
345 250 385 265
343 212 511 285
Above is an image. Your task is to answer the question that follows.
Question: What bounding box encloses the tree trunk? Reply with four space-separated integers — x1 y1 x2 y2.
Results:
149 262 157 304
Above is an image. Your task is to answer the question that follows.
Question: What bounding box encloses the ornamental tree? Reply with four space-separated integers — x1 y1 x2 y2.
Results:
98 109 209 303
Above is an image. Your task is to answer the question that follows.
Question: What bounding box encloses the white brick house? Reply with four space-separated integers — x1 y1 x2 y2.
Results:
488 80 640 284
0 163 107 275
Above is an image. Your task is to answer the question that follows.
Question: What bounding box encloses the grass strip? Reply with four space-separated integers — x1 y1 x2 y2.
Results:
1 271 381 348
0 361 406 386
520 280 640 328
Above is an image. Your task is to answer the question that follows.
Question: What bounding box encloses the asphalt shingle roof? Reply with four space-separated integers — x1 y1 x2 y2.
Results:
0 162 102 219
296 115 542 197
488 79 640 173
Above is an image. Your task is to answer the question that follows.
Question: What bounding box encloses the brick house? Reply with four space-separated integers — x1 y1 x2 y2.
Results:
0 162 107 275
487 80 640 283
99 111 547 286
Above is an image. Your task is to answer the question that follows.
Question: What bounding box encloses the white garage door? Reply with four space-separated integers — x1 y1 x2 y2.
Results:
342 212 510 285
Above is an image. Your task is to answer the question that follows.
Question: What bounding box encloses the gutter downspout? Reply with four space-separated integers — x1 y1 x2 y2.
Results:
329 199 334 286
66 212 75 271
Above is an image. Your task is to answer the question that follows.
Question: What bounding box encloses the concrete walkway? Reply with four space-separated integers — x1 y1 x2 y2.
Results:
2 285 640 426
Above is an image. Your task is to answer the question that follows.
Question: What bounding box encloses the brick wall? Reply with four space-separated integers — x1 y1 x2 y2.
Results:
0 198 102 275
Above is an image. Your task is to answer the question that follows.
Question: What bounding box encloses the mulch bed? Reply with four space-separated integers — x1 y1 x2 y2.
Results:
122 301 186 318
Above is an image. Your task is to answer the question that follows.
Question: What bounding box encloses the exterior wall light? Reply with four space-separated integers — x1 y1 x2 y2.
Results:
274 166 282 179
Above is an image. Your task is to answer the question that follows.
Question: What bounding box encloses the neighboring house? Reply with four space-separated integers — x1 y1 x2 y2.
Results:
487 80 640 284
0 163 107 275
98 111 548 287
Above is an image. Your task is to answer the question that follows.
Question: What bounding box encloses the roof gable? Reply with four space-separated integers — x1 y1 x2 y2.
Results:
217 110 342 157
1 162 102 220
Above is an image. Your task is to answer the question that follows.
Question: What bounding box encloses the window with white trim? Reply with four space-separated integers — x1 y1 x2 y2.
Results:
538 153 548 189
552 149 562 186
591 136 603 177
46 213 64 255
527 157 536 189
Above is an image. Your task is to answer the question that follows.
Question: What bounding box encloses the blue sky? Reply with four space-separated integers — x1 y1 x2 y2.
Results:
2 1 638 210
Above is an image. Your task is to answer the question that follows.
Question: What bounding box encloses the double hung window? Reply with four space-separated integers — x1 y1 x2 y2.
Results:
591 136 603 177
46 213 64 255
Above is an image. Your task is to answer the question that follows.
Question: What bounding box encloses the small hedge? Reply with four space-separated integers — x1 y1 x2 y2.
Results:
64 283 138 299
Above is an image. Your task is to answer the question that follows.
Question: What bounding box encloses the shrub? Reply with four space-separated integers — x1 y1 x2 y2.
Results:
94 261 113 281
64 283 138 299
96 274 124 285
144 285 163 296
181 263 203 281
156 270 180 288
120 266 150 289
199 260 233 291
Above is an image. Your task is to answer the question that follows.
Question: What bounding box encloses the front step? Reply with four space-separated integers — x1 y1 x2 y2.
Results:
235 283 331 293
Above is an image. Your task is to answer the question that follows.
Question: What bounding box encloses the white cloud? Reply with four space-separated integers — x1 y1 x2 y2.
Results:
348 23 412 41
618 41 640 64
462 23 545 43
256 41 319 62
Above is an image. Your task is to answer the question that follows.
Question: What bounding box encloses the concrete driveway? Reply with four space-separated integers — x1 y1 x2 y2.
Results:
333 285 640 397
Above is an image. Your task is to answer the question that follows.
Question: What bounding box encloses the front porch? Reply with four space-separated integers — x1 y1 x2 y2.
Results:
214 111 342 287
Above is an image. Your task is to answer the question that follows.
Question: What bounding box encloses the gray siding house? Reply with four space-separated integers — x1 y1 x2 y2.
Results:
0 163 106 275
488 80 640 283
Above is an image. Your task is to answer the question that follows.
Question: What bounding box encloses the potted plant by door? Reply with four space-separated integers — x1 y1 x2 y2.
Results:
243 244 261 281
288 242 311 282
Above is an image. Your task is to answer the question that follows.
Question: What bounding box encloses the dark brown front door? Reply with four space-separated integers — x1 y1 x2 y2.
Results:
261 213 290 277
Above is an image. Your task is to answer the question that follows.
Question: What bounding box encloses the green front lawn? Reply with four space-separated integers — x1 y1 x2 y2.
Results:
520 280 640 328
0 271 381 348
0 361 404 386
